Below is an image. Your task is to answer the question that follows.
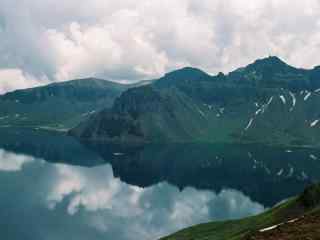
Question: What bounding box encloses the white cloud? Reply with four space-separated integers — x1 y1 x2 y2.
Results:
45 163 265 240
0 68 47 94
0 149 34 171
0 148 266 240
0 0 320 93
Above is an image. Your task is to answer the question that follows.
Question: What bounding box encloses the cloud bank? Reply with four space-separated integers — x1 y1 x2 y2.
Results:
0 0 320 93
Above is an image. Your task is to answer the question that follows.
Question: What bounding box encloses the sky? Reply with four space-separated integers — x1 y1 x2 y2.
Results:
0 0 320 93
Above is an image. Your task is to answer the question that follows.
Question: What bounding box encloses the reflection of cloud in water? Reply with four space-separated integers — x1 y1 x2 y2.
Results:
0 149 35 171
46 164 265 239
0 148 265 240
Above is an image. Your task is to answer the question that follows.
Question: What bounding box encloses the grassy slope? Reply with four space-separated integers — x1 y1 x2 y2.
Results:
0 78 131 130
160 198 298 240
161 184 320 240
246 208 320 240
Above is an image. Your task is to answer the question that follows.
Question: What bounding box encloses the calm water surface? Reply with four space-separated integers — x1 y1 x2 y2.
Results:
0 128 319 240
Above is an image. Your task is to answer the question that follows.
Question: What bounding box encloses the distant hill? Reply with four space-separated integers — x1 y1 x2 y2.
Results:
70 56 320 147
0 78 149 129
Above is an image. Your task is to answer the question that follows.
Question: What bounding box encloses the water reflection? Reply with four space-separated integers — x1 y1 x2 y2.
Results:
85 142 318 206
0 149 35 171
1 128 320 240
0 149 264 240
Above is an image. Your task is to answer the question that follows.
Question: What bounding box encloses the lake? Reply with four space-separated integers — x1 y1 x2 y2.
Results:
0 127 319 240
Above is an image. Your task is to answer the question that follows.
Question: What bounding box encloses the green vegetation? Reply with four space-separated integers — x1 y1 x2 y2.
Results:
70 57 320 147
0 78 143 130
160 184 320 240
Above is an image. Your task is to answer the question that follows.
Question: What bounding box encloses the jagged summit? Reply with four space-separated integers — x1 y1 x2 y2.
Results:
227 55 312 89
70 55 320 144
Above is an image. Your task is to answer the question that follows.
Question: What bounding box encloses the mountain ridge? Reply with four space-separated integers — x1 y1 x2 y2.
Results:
0 77 151 129
70 56 320 146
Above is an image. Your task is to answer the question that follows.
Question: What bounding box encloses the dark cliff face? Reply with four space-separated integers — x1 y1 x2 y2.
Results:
70 85 201 142
70 57 320 145
112 86 164 118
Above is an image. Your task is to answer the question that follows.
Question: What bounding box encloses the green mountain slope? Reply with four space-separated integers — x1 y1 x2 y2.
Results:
70 57 320 147
0 78 143 129
160 183 320 240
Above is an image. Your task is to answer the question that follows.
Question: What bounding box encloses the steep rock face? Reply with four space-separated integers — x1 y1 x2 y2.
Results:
70 85 213 142
69 86 161 142
70 57 320 146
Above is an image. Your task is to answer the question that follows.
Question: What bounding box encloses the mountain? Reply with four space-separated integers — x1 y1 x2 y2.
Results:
160 183 320 240
70 56 320 147
0 78 147 129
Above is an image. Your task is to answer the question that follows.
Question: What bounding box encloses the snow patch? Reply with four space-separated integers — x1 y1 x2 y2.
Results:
255 109 262 115
259 224 280 232
304 92 311 101
113 153 125 156
277 169 284 176
259 218 300 233
289 92 296 111
267 96 273 106
287 218 299 223
279 95 286 104
310 154 318 160
260 97 273 114
245 118 254 131
310 120 319 127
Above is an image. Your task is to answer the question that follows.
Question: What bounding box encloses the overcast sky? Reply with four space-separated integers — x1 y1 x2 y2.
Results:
0 0 320 93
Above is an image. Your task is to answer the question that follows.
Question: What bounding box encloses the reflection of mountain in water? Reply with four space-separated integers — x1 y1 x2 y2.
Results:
0 127 104 166
1 127 320 207
85 142 320 207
